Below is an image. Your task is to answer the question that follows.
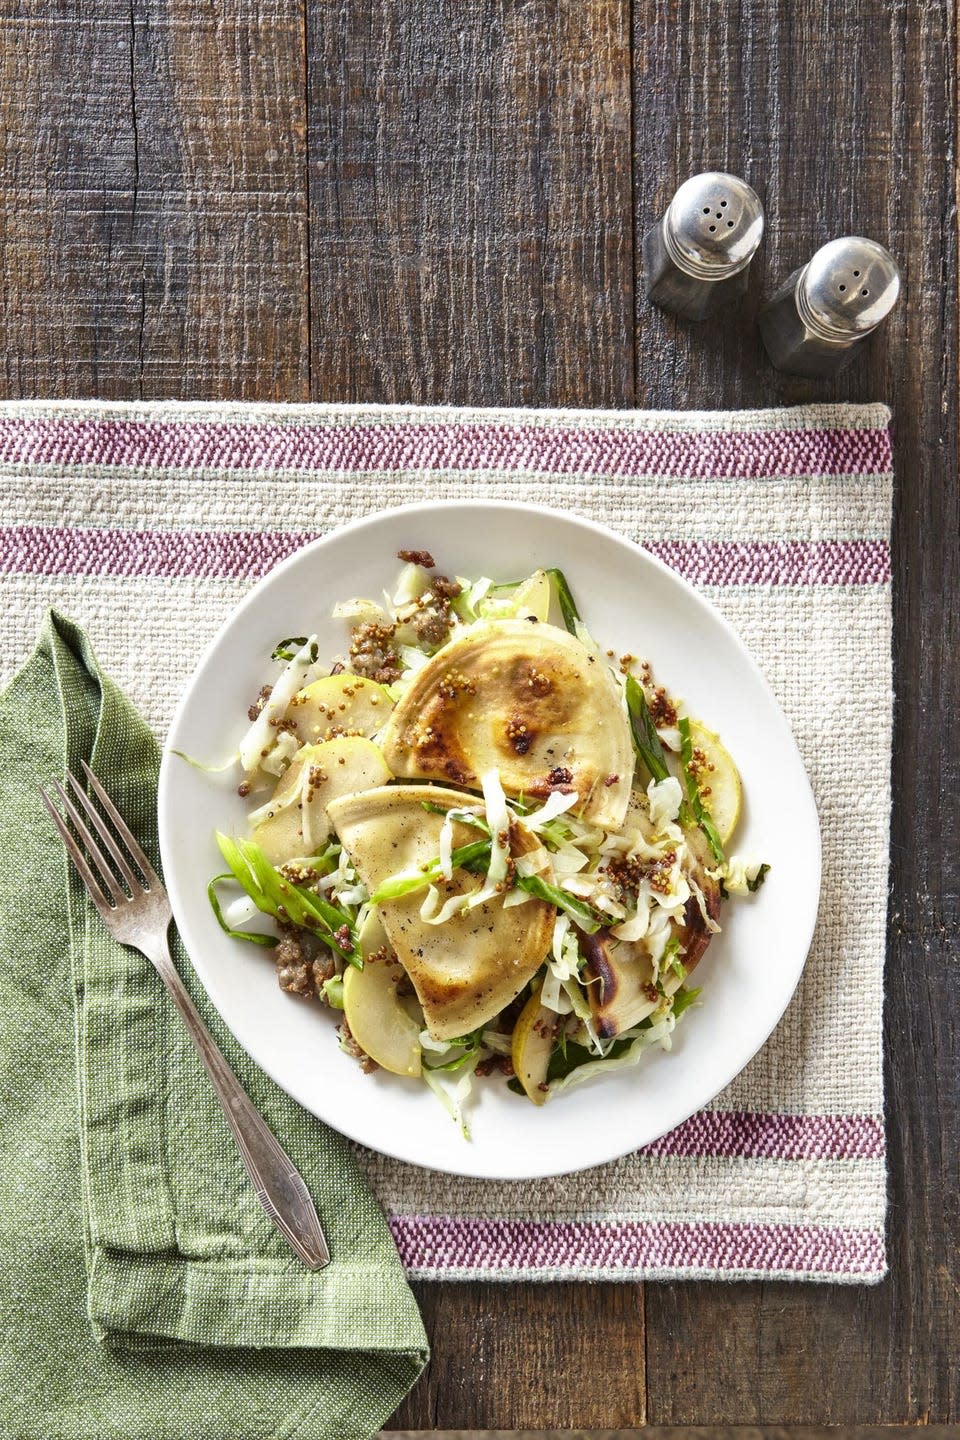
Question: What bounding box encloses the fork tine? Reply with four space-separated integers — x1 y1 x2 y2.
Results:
40 787 117 917
48 778 124 906
66 773 141 895
79 761 161 889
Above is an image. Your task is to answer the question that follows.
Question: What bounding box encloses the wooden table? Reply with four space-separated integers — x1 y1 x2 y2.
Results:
1 0 955 1428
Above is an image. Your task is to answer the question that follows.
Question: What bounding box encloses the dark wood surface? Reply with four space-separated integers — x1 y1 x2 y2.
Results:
1 0 956 1427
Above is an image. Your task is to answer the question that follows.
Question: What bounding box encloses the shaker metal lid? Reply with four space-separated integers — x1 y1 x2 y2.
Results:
797 237 901 339
664 172 764 279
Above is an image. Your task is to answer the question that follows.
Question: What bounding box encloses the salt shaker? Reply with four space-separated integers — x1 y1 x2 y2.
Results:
642 173 765 321
758 237 901 377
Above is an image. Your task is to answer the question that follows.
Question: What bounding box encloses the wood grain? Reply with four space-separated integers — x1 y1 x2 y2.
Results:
306 0 634 407
394 1283 645 1430
0 0 956 1427
0 0 309 399
382 1432 960 1440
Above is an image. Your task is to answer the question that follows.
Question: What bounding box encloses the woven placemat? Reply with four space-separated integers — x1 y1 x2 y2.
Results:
0 399 892 1283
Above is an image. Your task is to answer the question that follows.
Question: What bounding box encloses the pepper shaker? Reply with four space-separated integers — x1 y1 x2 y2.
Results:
642 172 765 321
758 237 901 377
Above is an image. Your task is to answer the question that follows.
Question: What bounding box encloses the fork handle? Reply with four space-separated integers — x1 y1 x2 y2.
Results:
146 932 330 1269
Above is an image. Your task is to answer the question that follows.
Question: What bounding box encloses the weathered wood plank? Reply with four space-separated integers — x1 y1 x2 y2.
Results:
634 0 959 1425
0 0 954 1426
392 1282 646 1430
0 0 309 400
382 1431 960 1439
306 0 634 407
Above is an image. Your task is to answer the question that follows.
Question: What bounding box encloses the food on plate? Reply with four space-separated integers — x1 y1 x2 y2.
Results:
203 554 768 1136
341 907 422 1077
329 785 554 1040
380 619 634 829
250 736 392 863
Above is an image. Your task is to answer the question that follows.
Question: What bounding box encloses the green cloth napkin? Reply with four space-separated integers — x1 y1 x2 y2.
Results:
0 612 428 1440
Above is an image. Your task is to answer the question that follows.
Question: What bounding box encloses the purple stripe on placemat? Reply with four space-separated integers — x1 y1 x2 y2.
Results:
0 525 318 579
388 1215 886 1277
645 539 891 586
0 525 891 586
0 416 892 478
640 1110 885 1161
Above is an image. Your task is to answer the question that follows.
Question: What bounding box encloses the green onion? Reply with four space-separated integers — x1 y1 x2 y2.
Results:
514 873 609 933
271 635 315 662
369 839 492 903
747 863 770 893
321 975 345 1009
662 934 686 979
207 873 278 947
419 800 490 833
671 985 701 1018
624 675 671 784
678 716 725 864
424 1028 486 1072
215 832 359 965
373 828 611 934
545 568 581 633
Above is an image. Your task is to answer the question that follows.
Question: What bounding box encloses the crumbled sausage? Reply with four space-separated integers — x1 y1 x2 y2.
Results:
411 605 451 648
397 548 435 567
409 576 461 650
431 574 462 600
349 621 402 684
273 924 334 999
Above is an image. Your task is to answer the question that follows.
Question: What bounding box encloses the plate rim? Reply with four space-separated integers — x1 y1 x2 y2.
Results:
158 498 822 1180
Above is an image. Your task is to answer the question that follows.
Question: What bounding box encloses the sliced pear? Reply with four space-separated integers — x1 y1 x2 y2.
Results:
380 619 634 830
328 784 554 1041
479 569 552 622
342 909 422 1077
252 736 392 864
511 569 551 621
688 720 742 845
511 987 562 1105
290 673 394 745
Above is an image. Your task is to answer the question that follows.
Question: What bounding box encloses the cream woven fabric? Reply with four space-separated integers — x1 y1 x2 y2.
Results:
0 399 892 1282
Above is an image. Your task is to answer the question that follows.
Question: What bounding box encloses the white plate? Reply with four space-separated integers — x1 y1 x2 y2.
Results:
158 501 821 1180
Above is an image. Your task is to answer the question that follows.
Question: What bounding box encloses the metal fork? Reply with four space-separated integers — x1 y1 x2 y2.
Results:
42 761 330 1270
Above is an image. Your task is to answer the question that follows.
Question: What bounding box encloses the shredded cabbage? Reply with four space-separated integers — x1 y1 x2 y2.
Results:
547 1013 677 1097
611 901 651 943
480 769 511 886
523 789 581 830
238 636 319 775
647 775 683 829
331 597 390 626
715 855 768 895
423 1055 480 1139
